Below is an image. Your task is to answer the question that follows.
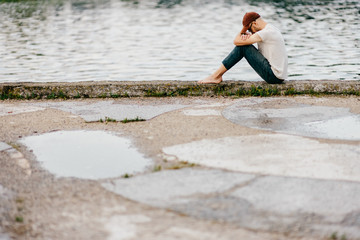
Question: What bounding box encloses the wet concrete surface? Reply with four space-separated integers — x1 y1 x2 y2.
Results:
0 96 360 240
0 142 12 152
1 98 200 122
32 100 195 122
223 99 360 140
162 133 360 181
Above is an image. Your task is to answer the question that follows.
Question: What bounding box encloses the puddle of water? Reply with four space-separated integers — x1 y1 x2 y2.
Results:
223 102 360 141
20 131 152 179
0 142 12 152
302 116 360 140
34 101 189 122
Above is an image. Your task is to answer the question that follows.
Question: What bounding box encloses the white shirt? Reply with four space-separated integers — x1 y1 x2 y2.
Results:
256 24 288 80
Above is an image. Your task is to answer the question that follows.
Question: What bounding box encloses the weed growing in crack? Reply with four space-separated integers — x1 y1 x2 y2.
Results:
153 165 162 172
15 216 24 223
121 117 146 123
122 173 132 178
330 232 347 240
98 116 146 123
167 161 197 170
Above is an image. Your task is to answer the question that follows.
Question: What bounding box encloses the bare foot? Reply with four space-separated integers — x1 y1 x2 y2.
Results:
198 75 223 84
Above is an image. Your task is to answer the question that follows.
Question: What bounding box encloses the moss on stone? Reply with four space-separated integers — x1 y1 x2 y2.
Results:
1 81 359 100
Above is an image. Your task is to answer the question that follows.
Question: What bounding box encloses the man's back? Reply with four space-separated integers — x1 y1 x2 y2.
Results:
256 24 288 80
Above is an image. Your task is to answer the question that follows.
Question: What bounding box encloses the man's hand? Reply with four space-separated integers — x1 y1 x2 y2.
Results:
233 32 262 46
240 33 252 41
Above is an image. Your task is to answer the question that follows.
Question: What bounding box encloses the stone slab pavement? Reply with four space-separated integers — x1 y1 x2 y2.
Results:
103 168 360 238
0 96 360 240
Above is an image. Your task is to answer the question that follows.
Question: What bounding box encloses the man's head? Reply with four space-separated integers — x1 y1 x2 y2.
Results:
241 12 261 34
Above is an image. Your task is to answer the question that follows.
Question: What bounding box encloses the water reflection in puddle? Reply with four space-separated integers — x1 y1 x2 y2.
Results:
303 116 360 140
34 100 190 122
223 102 360 141
20 131 152 179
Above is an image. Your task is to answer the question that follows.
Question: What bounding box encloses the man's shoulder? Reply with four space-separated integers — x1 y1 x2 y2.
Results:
264 24 280 32
258 24 282 39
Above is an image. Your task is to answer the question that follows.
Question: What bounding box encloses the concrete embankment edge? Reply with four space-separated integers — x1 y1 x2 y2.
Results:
0 80 359 99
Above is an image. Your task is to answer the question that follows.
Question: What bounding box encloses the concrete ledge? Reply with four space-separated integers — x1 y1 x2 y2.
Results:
1 80 359 100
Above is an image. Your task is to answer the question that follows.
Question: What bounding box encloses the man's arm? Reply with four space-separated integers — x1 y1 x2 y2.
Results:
233 33 262 46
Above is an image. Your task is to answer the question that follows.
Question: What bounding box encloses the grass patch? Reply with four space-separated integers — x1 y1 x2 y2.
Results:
110 93 120 98
329 232 347 240
9 142 21 151
284 87 301 96
15 216 24 223
145 89 171 97
46 90 69 99
26 92 41 100
234 85 281 97
15 197 24 204
121 117 146 123
122 173 132 178
1 83 359 100
98 93 108 98
98 116 146 123
153 165 162 172
144 87 204 97
331 232 338 240
249 85 280 97
110 92 130 98
0 93 25 100
99 117 117 123
166 161 197 170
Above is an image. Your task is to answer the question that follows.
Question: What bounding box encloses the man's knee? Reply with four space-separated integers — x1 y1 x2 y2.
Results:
235 45 252 51
242 45 257 54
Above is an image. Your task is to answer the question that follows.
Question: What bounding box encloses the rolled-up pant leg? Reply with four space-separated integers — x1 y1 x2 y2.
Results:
222 45 283 84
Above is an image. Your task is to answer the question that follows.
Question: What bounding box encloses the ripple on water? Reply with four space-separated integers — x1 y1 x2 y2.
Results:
20 131 152 179
0 0 359 82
